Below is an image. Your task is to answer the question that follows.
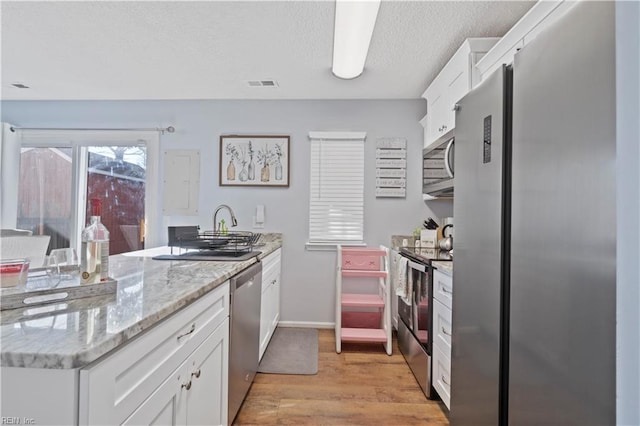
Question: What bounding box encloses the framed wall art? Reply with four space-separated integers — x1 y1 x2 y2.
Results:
219 135 290 187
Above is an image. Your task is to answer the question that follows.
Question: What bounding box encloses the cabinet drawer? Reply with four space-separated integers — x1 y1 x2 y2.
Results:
433 298 452 351
261 248 281 275
260 259 281 360
433 344 451 409
433 269 453 308
79 281 229 425
262 261 279 294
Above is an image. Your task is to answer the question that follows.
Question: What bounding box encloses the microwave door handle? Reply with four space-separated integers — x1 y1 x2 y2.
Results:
407 260 427 273
444 138 454 178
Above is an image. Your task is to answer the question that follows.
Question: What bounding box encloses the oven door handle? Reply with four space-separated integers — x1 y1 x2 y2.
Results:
407 260 427 272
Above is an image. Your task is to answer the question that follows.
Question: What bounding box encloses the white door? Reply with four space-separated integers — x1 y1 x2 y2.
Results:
184 318 229 426
122 368 187 426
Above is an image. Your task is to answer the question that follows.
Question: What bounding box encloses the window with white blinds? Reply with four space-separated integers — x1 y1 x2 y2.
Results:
308 131 365 244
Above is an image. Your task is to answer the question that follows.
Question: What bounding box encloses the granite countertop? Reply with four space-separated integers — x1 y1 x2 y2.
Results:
0 233 282 369
391 235 453 274
432 260 453 275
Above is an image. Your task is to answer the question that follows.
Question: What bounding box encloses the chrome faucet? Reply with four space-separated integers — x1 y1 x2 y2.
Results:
213 204 238 232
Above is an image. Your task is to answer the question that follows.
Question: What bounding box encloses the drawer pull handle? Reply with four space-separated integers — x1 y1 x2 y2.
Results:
441 286 452 294
177 324 196 341
442 375 450 386
182 380 192 390
192 369 201 379
272 279 276 285
441 327 451 337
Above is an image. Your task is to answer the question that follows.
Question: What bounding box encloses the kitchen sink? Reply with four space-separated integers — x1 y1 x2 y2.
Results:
152 250 261 262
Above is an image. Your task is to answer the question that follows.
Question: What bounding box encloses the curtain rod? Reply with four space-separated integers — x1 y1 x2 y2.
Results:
10 126 175 134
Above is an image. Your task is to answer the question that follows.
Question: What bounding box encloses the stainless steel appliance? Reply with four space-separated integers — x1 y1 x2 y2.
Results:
228 262 262 425
397 248 452 398
451 2 615 424
423 137 454 198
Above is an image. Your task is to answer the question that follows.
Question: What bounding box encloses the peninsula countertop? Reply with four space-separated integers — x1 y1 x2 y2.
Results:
1 234 282 369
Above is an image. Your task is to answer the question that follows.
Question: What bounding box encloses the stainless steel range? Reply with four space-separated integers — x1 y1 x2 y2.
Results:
397 247 452 399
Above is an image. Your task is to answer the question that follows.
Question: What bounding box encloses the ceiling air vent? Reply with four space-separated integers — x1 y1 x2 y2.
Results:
11 82 29 89
247 80 279 88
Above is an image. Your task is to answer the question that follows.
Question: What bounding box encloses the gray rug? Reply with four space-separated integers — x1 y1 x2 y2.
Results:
258 327 318 375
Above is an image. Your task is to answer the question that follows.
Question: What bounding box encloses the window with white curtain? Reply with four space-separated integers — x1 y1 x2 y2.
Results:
308 131 365 246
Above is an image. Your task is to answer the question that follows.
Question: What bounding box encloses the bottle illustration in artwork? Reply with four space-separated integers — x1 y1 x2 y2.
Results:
275 158 282 181
257 145 271 182
274 142 285 181
225 144 239 181
239 162 248 182
261 164 270 182
226 160 236 181
248 141 255 180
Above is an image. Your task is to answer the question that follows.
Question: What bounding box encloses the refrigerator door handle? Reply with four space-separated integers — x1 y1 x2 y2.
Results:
444 138 455 178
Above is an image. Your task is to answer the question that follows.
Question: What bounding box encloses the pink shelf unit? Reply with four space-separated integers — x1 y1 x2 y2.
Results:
335 245 392 355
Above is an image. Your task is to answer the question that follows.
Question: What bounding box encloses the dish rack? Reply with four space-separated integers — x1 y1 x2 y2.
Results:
169 229 261 256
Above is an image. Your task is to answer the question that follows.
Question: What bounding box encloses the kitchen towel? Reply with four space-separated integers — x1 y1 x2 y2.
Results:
395 255 409 303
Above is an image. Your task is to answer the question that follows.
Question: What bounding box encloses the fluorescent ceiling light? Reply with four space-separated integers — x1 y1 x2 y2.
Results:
332 0 381 79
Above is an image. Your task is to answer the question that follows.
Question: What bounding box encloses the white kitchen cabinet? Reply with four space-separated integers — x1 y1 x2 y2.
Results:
476 0 576 82
389 249 401 330
183 317 229 426
433 268 453 310
121 362 186 426
259 248 281 360
433 298 452 352
123 317 229 426
433 344 451 409
422 38 499 149
80 281 230 425
432 268 453 409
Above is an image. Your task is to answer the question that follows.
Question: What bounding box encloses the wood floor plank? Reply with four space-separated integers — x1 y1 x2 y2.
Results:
274 399 448 426
234 329 449 425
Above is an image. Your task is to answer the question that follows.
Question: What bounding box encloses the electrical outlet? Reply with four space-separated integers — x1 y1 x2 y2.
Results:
253 216 264 229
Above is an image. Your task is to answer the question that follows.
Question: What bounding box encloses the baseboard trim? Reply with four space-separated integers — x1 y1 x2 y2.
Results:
277 321 334 329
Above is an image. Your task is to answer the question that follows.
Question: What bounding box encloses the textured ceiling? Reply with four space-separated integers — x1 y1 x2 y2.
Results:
1 1 535 100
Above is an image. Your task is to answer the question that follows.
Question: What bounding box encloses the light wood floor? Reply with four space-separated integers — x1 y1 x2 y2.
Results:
234 329 449 425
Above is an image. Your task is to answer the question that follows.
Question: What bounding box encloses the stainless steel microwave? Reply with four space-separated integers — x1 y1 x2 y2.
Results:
423 138 454 199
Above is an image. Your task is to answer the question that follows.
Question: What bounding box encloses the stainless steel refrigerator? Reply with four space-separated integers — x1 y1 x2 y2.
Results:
451 2 616 425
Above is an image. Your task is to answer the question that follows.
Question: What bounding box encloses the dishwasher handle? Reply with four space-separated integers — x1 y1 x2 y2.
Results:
230 262 262 292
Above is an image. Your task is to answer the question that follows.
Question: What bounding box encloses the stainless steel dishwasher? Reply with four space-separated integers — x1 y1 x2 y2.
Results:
228 261 262 425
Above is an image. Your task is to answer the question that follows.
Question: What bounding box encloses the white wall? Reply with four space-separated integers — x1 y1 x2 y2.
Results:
1 99 452 324
0 123 20 228
616 2 640 424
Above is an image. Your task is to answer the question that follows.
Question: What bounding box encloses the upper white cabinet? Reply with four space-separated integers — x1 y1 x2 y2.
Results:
260 248 281 360
476 0 575 82
422 38 499 149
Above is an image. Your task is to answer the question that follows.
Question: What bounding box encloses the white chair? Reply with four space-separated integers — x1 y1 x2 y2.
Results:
0 235 51 267
0 228 33 237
